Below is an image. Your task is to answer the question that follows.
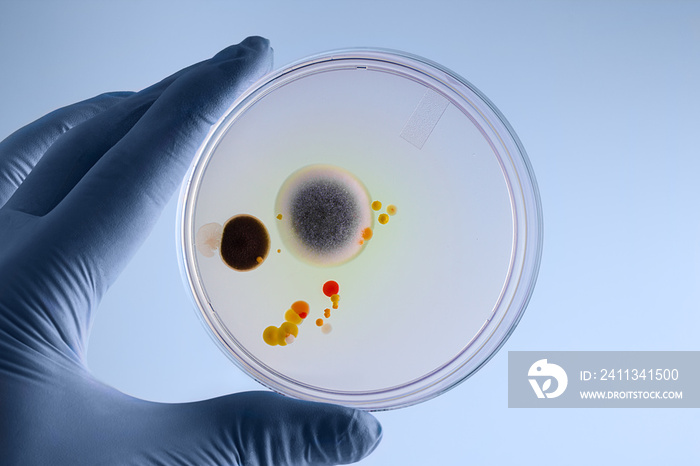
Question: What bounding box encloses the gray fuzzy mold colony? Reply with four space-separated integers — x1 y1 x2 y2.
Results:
289 179 360 253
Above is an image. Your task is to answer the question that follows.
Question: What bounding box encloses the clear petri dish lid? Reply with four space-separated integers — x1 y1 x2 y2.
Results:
177 48 543 410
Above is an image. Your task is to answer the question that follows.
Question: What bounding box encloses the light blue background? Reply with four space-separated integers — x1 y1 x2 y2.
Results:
1 0 698 464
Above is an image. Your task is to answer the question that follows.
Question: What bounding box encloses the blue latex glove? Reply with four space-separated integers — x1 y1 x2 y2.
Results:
0 37 382 465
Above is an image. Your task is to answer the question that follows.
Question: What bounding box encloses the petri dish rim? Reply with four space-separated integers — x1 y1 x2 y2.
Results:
177 48 543 410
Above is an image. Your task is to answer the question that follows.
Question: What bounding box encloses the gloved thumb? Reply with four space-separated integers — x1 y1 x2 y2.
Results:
140 391 382 466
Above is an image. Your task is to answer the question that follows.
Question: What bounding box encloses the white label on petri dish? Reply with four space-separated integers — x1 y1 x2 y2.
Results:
400 88 450 149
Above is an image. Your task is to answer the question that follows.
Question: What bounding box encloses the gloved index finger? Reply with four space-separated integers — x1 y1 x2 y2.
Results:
2 55 215 218
48 37 273 298
0 92 133 209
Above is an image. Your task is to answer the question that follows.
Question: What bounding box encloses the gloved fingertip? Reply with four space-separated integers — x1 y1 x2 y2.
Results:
239 35 271 52
347 409 383 460
211 36 272 64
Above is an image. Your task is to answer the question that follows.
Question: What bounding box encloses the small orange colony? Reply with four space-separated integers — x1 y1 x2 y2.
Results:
371 200 396 226
359 200 397 245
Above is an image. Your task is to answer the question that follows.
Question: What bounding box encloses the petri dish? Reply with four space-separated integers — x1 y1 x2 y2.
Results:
177 49 543 410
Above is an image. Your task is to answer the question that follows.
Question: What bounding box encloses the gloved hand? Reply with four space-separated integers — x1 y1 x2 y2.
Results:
0 36 382 465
